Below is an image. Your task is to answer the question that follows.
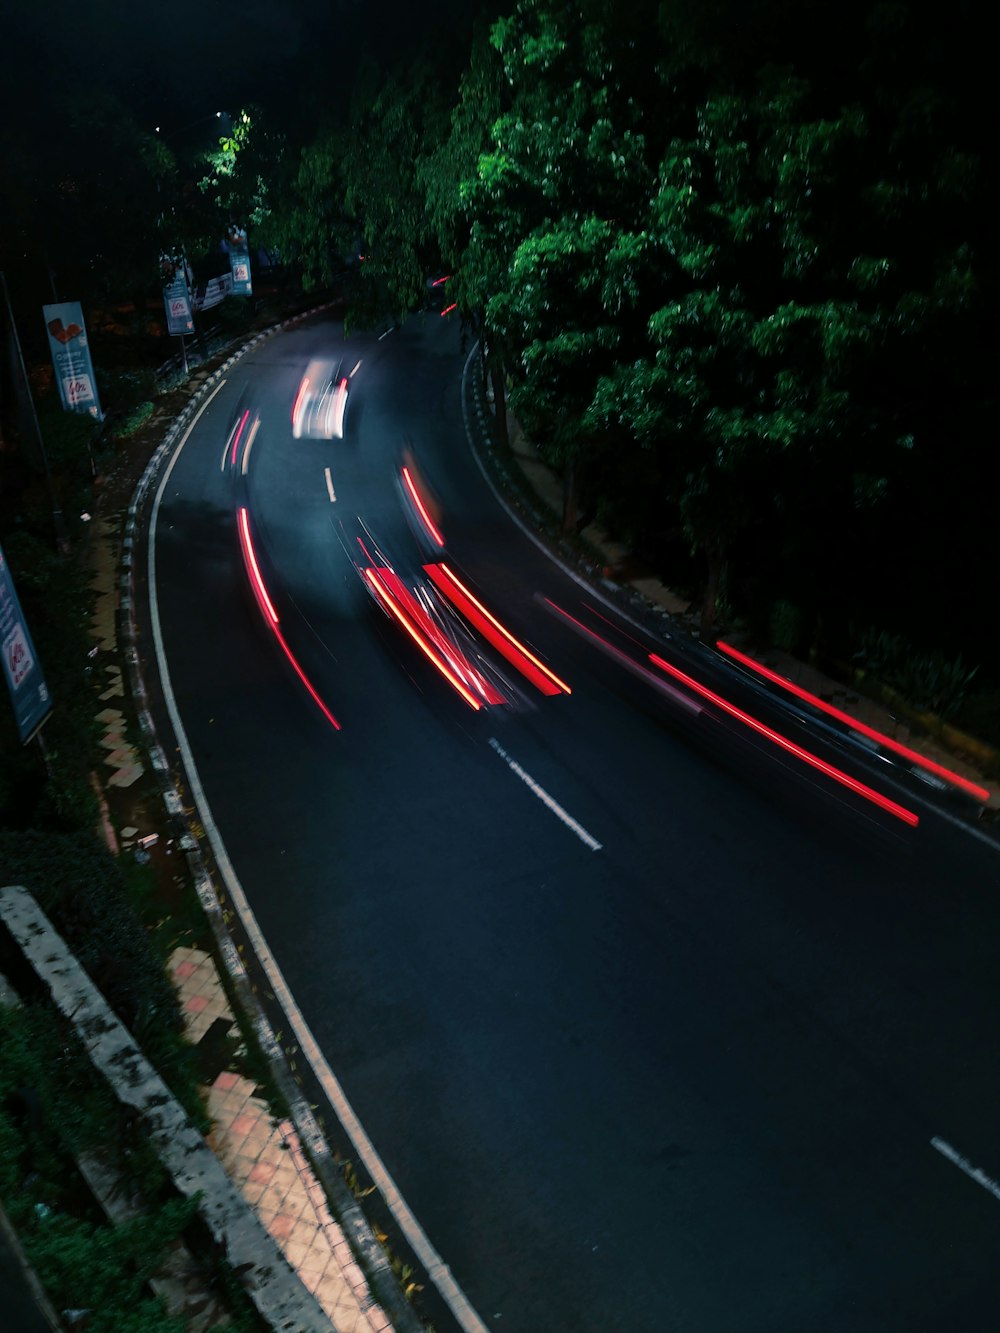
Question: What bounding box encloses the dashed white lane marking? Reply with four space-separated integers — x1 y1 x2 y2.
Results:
931 1138 1000 1203
324 466 336 502
489 737 602 852
378 327 393 341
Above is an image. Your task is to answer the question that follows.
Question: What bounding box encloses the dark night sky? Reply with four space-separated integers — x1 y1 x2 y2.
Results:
5 0 989 147
4 0 484 134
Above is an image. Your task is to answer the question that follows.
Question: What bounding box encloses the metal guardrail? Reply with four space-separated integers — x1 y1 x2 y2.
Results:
152 323 224 384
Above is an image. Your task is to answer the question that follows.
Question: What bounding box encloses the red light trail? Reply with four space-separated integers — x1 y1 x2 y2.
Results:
648 651 919 826
715 641 989 803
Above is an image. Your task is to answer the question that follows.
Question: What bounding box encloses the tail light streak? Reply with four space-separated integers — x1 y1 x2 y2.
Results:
428 566 571 696
716 640 990 803
229 409 250 466
648 651 918 826
291 377 310 436
402 466 445 547
238 508 278 625
237 507 341 731
364 567 486 710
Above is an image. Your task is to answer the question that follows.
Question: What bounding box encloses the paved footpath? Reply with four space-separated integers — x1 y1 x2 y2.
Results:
170 946 391 1333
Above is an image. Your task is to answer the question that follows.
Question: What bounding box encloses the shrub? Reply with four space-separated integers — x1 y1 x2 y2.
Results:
852 626 980 719
34 397 98 474
99 366 158 411
112 400 156 439
769 598 806 653
24 1203 196 1333
0 830 181 1035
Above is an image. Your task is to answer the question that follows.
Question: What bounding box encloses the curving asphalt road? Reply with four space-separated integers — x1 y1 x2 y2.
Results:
147 310 1000 1332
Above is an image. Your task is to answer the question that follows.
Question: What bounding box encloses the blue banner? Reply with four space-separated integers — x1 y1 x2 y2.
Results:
161 253 194 334
0 540 52 743
42 301 102 418
227 226 253 296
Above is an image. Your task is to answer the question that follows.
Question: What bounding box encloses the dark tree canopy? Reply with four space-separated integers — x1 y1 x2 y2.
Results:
2 0 994 676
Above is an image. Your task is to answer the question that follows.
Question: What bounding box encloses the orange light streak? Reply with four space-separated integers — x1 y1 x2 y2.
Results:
426 564 571 696
401 466 445 547
364 569 483 710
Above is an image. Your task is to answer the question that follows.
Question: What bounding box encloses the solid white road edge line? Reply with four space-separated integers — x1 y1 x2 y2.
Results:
931 1137 1000 1203
324 466 336 502
148 379 490 1333
489 737 603 851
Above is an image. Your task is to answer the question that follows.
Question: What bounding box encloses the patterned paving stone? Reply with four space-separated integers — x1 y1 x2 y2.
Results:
170 948 380 1327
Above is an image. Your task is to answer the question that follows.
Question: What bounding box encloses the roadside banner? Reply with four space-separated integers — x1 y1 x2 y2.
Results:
228 226 252 295
192 271 233 312
161 253 194 334
42 301 102 418
0 539 52 743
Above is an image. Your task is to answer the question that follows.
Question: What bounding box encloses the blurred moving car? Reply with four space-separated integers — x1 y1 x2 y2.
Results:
292 358 349 439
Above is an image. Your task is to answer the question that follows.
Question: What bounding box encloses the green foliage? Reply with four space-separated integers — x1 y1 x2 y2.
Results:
34 399 98 474
769 599 806 653
112 401 156 440
420 16 505 308
852 627 980 720
265 132 356 292
340 59 452 322
0 830 183 1034
0 1000 195 1331
198 105 285 238
24 1203 195 1332
419 0 994 654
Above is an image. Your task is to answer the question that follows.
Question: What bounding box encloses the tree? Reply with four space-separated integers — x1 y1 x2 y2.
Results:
262 129 356 292
197 106 285 240
340 58 452 324
458 0 668 497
